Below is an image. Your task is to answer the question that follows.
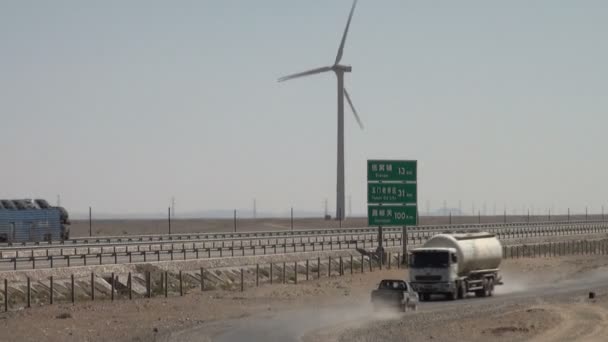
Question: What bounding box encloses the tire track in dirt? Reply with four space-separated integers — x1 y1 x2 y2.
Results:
530 302 608 342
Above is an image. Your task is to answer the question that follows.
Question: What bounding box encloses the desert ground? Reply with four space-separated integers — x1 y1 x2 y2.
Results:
1 254 607 342
69 214 599 237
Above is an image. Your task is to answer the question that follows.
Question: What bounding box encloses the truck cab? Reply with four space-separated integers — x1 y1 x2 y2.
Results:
409 247 460 300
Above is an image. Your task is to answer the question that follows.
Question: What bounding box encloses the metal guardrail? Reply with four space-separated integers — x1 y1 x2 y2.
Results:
0 219 603 248
1 221 607 258
1 221 607 271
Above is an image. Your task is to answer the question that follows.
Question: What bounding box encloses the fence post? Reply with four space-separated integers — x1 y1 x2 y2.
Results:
306 260 309 281
164 271 168 297
294 262 298 284
256 264 259 287
200 268 205 291
270 264 274 284
160 272 164 295
4 279 7 312
350 255 354 274
91 273 95 301
240 269 244 292
328 257 332 277
71 274 75 304
111 272 115 301
128 272 132 300
146 271 151 298
179 271 183 296
369 257 372 272
50 276 54 305
361 255 364 273
27 277 31 308
388 253 391 269
339 256 343 276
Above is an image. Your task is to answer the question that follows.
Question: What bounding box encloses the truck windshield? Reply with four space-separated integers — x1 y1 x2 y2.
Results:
411 252 449 268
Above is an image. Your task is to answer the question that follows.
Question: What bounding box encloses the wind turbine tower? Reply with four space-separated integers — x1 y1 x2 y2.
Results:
279 0 363 220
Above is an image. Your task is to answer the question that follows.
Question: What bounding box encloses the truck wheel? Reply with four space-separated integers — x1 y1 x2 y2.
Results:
447 288 457 301
421 293 430 301
487 279 494 297
457 283 465 299
475 289 485 297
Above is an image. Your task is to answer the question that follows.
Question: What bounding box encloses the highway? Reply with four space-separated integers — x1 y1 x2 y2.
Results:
1 219 602 247
0 220 606 271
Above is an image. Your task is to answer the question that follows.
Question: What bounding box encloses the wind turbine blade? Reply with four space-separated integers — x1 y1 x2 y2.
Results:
334 0 358 65
344 88 363 129
277 66 333 82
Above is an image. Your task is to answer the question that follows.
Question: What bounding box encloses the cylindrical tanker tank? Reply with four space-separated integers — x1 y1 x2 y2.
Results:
422 232 502 275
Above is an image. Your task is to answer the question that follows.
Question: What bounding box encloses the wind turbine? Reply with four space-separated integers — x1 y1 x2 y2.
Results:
278 0 363 221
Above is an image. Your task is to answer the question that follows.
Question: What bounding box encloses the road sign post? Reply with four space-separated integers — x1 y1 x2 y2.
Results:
367 160 417 265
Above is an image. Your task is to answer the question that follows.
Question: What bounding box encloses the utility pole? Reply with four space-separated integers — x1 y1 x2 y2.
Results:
171 197 175 218
89 206 92 237
324 198 328 218
168 207 172 235
233 209 237 232
253 199 257 219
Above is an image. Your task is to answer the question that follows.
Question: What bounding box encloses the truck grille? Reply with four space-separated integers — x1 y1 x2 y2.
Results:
415 275 441 281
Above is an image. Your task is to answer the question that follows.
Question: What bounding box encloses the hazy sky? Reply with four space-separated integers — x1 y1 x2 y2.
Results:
1 1 607 217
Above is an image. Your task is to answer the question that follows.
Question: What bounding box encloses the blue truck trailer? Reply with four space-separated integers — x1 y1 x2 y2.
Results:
0 199 70 242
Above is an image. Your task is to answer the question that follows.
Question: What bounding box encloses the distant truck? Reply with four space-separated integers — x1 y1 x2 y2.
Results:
409 232 502 301
371 279 418 311
0 199 70 242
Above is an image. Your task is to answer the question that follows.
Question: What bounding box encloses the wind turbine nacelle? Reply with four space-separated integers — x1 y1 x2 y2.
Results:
334 64 352 73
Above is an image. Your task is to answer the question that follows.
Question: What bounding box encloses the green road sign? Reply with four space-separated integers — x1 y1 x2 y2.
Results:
368 183 417 204
368 205 417 226
367 160 417 182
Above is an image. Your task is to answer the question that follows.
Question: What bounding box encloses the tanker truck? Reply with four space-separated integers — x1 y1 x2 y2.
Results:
409 232 503 301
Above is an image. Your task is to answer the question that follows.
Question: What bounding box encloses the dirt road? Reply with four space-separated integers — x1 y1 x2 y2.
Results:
165 256 608 342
